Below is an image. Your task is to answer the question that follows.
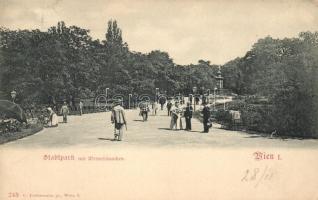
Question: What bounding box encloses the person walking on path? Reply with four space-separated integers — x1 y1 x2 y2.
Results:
184 102 193 131
195 95 200 105
111 100 127 141
60 101 69 123
181 95 185 105
167 100 172 116
159 97 166 110
79 100 84 116
152 101 158 115
189 94 193 105
139 101 150 121
202 102 211 133
133 94 138 109
202 94 207 105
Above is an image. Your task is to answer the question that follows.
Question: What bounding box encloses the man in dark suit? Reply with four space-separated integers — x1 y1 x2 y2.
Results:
166 100 172 116
202 102 211 133
195 95 200 105
184 102 193 131
189 94 193 105
159 97 166 110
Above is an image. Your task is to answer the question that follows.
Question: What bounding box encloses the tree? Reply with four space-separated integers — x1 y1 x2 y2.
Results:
222 32 318 137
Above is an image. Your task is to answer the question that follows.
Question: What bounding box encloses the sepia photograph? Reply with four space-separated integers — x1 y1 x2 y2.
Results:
0 0 318 199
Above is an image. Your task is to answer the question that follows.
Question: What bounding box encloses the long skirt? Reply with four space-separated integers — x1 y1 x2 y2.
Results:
50 114 59 127
170 114 183 130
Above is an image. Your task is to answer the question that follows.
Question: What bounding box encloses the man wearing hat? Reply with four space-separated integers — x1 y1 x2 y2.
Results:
111 100 127 141
166 100 172 116
201 101 211 133
60 101 69 123
184 102 193 131
139 100 150 121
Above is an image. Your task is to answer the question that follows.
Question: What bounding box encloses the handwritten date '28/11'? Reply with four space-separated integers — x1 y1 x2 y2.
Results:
241 166 276 188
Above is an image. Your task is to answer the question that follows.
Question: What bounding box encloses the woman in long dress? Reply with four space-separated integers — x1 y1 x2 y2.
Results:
170 101 183 130
47 107 58 127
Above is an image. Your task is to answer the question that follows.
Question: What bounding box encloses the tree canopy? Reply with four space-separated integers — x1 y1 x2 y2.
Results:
0 20 218 103
222 32 318 137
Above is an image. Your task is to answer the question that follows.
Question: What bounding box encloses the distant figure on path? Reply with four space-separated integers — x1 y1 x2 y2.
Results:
202 94 207 105
133 94 138 109
167 100 172 116
189 94 193 105
152 101 158 115
47 107 58 127
159 97 166 110
181 95 185 104
111 100 127 141
184 102 193 131
79 100 84 115
139 101 150 121
195 95 200 105
202 102 211 133
60 101 69 123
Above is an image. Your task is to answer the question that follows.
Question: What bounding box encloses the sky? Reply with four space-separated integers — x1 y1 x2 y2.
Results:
1 0 318 65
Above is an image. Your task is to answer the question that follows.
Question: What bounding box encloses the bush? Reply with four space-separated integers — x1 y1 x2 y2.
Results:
222 99 275 133
240 104 275 133
224 95 317 138
214 110 232 128
271 88 318 138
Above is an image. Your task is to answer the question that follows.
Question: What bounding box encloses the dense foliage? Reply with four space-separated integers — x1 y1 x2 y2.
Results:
223 34 318 137
0 20 218 105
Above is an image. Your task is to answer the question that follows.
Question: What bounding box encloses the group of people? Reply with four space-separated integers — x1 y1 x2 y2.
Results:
110 98 213 141
46 100 85 127
169 101 186 130
43 96 213 142
168 100 212 132
46 101 72 127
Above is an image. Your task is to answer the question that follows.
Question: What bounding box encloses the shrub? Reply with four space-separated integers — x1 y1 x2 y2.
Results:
214 110 232 127
223 99 275 133
240 104 275 133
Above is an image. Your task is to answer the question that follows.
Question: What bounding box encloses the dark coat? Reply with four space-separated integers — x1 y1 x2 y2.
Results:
202 105 211 122
184 106 193 118
159 98 166 105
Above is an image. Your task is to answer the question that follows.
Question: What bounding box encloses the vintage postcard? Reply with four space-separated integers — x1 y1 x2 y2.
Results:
0 0 318 199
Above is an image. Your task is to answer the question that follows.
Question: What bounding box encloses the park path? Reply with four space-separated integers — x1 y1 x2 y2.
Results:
1 108 318 149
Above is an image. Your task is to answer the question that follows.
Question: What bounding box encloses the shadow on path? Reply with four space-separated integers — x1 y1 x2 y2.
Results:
133 119 144 122
158 128 172 131
98 137 117 141
158 128 201 133
243 134 311 141
187 130 204 133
